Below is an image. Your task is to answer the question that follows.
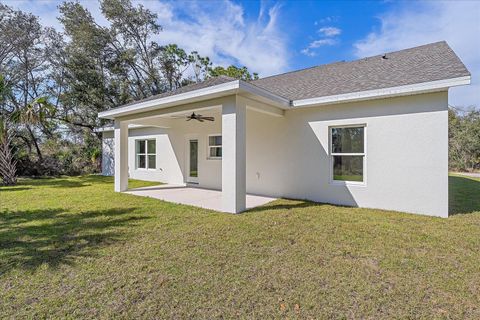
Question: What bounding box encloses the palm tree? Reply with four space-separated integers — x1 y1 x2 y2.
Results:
11 96 55 161
0 74 18 185
0 118 17 185
0 75 53 185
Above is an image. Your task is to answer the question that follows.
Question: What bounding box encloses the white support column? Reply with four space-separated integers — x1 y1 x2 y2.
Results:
114 119 128 192
222 96 247 213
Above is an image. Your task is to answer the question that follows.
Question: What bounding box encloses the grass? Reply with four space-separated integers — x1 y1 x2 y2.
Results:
333 174 363 182
1 174 479 318
449 173 480 215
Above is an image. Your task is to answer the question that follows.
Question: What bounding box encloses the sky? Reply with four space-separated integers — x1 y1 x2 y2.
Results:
6 0 480 107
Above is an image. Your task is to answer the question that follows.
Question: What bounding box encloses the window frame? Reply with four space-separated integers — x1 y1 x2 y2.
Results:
135 139 156 170
329 124 367 186
207 134 222 160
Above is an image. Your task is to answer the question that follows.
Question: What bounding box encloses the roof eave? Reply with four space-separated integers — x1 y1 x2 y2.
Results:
94 124 169 132
97 73 470 120
98 80 290 120
292 76 471 108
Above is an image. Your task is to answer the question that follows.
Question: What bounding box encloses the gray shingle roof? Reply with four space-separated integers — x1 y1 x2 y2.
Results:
109 41 469 112
119 75 236 108
251 41 470 101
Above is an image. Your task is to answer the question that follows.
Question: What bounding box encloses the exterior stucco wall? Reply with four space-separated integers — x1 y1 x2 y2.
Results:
101 91 449 217
123 114 222 190
246 91 448 217
101 131 115 176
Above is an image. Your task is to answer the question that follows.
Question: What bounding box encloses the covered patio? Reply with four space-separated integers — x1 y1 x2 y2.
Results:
98 78 290 213
125 184 277 212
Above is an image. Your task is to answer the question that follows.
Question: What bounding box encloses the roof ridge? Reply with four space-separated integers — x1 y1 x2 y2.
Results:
251 63 338 83
253 41 449 83
100 40 469 115
379 40 448 57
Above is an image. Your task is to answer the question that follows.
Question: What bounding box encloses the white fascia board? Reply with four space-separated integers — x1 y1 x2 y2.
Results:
98 81 240 119
94 124 167 132
98 80 289 119
292 76 471 108
238 81 290 108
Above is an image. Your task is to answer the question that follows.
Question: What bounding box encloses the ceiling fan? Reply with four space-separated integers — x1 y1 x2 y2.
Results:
172 112 214 122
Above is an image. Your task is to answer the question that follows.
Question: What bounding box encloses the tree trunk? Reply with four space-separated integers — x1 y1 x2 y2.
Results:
0 127 17 185
26 125 42 161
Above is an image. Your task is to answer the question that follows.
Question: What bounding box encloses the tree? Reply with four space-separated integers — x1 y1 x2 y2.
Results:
158 44 189 90
57 1 112 133
0 74 4 98
101 0 163 96
0 4 59 161
449 107 480 172
0 74 17 185
0 1 262 178
209 65 259 81
189 51 211 83
0 119 17 185
0 91 55 184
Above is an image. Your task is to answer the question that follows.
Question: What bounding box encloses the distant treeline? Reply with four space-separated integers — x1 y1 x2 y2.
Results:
449 107 480 172
0 0 257 184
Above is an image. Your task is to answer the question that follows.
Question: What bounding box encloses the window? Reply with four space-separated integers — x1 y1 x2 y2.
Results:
330 125 365 183
136 139 156 169
189 140 198 178
208 135 222 159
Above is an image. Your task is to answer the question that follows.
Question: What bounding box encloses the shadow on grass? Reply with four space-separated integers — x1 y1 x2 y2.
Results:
39 178 89 188
245 199 324 213
449 175 480 215
15 177 91 189
0 207 148 273
0 187 32 192
78 175 113 183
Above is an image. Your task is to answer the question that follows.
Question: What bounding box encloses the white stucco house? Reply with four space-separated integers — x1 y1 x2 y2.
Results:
98 41 471 217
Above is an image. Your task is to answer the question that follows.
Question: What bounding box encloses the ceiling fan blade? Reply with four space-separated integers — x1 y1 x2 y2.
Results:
201 117 215 121
186 118 192 121
197 118 204 122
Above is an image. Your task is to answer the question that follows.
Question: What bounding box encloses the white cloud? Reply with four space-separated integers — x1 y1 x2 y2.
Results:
309 38 337 48
315 16 339 25
301 27 339 57
7 0 289 77
301 38 338 56
8 0 110 30
147 1 288 76
301 48 316 57
303 20 341 57
354 1 480 108
318 26 341 37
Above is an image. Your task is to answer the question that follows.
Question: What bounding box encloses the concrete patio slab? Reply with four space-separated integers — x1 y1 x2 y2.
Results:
451 172 480 178
125 184 276 212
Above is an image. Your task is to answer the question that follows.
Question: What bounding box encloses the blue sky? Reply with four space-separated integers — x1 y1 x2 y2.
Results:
7 0 480 107
240 0 390 70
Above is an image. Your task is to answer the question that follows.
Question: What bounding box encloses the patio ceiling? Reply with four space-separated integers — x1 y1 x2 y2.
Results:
128 106 222 127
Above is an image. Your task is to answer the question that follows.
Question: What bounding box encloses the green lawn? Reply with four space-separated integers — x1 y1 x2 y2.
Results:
449 173 480 215
333 174 363 182
1 175 479 318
